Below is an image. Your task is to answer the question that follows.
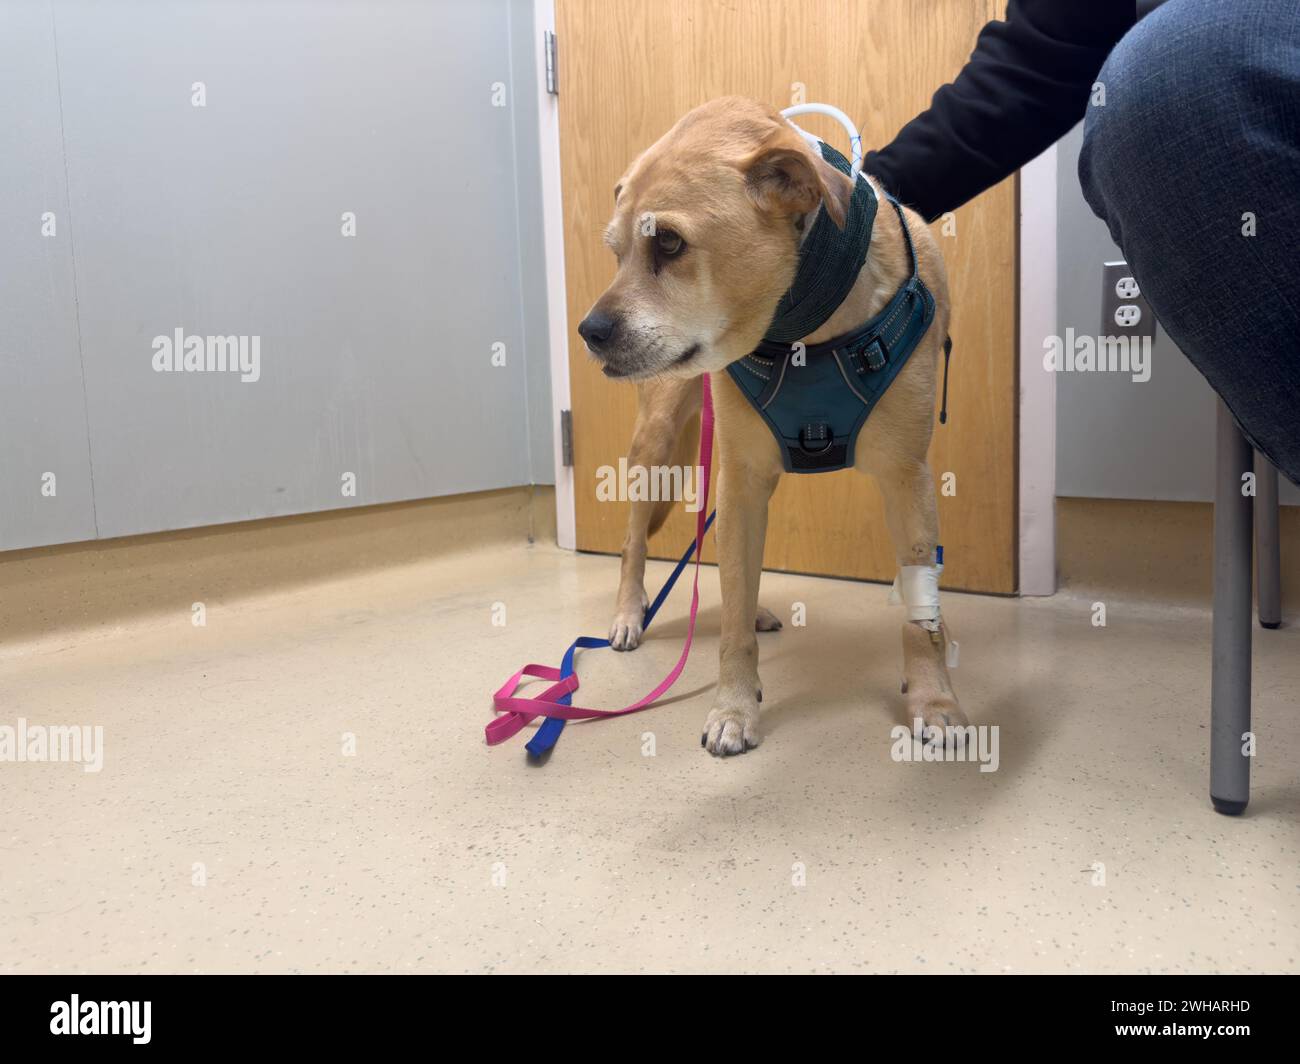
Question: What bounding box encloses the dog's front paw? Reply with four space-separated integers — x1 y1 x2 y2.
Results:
608 607 645 651
701 698 760 757
907 690 970 745
754 605 783 632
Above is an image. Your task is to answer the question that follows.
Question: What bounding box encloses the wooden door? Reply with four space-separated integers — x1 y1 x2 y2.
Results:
558 0 1016 593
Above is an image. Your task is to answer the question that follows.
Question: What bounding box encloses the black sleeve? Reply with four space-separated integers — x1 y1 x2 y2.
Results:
862 0 1138 222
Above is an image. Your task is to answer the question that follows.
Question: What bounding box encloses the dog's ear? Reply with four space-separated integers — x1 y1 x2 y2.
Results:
741 126 853 229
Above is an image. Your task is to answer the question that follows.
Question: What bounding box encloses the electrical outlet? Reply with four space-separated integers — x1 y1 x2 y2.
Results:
1114 304 1142 328
1102 261 1156 340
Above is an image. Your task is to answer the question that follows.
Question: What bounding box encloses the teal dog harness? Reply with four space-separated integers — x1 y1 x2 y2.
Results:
726 142 947 473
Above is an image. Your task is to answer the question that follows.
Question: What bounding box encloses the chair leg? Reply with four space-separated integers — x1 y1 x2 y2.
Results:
1255 453 1281 629
1211 400 1253 816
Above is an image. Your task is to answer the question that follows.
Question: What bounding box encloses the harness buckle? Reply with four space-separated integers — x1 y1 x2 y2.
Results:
799 423 834 455
863 338 888 372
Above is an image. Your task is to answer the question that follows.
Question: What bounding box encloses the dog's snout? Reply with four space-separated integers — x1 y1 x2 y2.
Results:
578 309 619 350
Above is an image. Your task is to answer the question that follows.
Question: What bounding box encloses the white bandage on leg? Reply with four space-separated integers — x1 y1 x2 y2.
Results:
888 554 959 667
887 563 942 626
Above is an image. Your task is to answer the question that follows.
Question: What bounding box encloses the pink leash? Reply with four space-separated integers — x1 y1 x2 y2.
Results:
485 373 715 747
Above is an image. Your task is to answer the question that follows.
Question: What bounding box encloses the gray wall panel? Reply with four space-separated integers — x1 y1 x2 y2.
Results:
40 0 547 542
0 0 98 551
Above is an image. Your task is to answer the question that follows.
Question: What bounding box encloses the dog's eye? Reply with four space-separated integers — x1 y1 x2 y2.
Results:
655 230 685 258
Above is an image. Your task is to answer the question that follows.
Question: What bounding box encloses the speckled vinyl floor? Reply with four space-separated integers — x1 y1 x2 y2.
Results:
1 540 1297 973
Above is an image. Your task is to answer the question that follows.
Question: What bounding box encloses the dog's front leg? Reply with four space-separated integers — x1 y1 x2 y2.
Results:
702 455 777 756
610 378 700 650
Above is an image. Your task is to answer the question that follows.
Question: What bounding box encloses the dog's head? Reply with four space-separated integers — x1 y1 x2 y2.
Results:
579 96 854 380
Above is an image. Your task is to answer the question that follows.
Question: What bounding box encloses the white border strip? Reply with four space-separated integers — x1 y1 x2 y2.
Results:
1018 145 1058 595
533 0 575 549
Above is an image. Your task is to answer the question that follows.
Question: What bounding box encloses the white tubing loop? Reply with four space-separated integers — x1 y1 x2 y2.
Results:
780 103 864 178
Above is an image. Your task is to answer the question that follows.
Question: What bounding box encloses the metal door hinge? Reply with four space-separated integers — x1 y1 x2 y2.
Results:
544 31 558 95
560 408 573 466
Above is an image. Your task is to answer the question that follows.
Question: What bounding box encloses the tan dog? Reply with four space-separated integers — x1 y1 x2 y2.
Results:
579 97 964 756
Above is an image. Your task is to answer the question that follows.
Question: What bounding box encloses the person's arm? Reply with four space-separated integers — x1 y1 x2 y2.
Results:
863 0 1137 222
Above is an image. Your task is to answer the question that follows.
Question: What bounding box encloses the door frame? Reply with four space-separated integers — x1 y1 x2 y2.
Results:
536 0 1057 586
534 0 575 550
1018 143 1058 595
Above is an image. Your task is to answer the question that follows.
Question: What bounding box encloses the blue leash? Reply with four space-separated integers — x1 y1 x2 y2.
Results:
525 510 717 758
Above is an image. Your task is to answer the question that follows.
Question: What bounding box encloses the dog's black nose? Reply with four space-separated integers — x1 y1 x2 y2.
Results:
578 310 618 349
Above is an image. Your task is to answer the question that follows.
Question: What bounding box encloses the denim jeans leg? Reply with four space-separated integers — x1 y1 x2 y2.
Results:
1079 0 1300 483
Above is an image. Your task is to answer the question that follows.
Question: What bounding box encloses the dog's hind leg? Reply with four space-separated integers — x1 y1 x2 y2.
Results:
873 456 968 740
609 377 701 650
